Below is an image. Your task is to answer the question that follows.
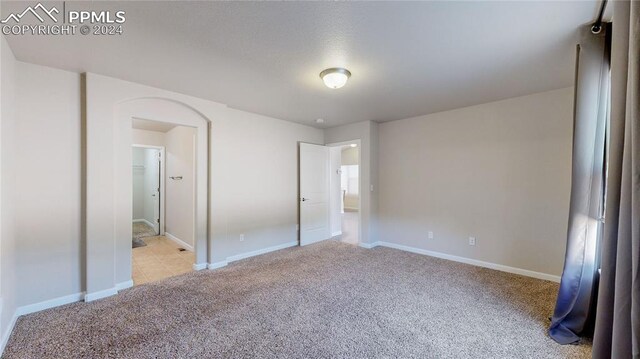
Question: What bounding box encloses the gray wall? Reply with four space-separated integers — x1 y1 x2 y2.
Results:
1 45 83 348
14 62 83 305
1 37 17 346
377 87 573 276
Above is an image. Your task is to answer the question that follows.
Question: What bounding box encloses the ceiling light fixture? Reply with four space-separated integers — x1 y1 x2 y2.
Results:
316 118 325 124
320 68 351 89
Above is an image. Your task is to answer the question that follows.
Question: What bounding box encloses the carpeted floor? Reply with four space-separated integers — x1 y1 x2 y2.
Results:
3 241 591 358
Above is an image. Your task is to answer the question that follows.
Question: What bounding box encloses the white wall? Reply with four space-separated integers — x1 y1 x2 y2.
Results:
341 147 359 166
1 37 18 349
13 62 83 305
209 106 324 261
132 129 165 147
378 87 573 276
164 126 196 246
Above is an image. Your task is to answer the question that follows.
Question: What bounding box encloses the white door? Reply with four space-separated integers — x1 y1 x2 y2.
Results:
299 143 330 246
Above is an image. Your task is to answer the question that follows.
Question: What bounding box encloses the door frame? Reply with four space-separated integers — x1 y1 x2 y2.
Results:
326 139 362 245
132 144 166 236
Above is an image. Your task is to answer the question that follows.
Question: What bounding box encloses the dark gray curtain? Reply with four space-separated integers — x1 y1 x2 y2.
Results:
593 1 639 358
549 25 610 344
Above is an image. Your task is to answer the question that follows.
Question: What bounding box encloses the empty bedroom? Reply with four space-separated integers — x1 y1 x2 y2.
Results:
0 1 637 358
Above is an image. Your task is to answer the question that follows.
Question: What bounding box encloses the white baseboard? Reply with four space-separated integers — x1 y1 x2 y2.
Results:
164 232 194 251
358 242 377 249
115 280 133 291
15 292 84 317
133 218 155 228
208 241 298 270
331 231 342 237
370 241 560 283
85 277 136 303
84 287 118 302
227 241 298 263
0 311 17 357
207 260 228 270
193 263 208 271
300 236 329 246
1 291 85 355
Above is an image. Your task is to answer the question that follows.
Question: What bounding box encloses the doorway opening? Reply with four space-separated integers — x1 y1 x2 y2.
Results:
329 140 361 245
130 119 197 285
132 145 163 248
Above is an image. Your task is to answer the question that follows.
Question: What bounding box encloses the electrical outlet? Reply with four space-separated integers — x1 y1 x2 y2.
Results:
239 234 245 242
468 237 476 246
428 231 434 239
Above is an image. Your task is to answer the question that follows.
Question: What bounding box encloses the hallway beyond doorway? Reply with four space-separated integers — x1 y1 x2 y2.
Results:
132 236 195 285
339 211 359 245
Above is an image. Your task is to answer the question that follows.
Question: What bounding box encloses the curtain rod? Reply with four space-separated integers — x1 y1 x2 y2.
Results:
591 0 608 34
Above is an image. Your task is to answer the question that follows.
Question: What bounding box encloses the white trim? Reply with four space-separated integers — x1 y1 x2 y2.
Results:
84 287 118 302
0 312 17 356
164 232 194 251
207 261 228 270
208 241 298 270
15 292 85 317
300 237 329 246
132 218 155 228
193 262 208 271
1 292 85 355
331 231 342 237
115 280 134 291
227 241 298 262
85 278 135 302
358 242 378 249
371 241 561 283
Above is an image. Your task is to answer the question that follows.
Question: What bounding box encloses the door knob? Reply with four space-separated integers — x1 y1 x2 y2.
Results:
301 198 309 202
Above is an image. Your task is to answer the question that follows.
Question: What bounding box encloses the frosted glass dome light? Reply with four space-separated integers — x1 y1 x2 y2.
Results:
320 68 351 89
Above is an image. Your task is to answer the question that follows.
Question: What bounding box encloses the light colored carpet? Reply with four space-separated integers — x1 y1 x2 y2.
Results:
3 241 591 358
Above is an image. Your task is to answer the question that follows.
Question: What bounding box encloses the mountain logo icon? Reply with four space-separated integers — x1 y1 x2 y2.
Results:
1 2 59 24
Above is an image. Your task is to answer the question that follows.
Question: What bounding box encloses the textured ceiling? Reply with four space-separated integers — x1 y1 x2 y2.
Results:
3 1 598 128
